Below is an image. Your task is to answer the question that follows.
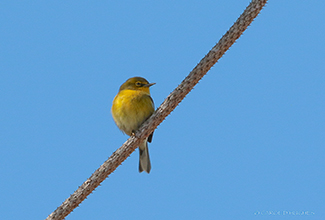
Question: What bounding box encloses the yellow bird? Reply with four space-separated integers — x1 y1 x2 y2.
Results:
111 77 155 173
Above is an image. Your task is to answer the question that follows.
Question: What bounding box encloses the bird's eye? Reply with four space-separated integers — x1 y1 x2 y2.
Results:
135 81 142 86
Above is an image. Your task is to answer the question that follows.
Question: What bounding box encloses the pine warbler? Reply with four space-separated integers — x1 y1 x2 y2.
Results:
111 77 155 173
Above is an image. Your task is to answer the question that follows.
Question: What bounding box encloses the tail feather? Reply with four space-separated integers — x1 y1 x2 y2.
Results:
139 140 151 173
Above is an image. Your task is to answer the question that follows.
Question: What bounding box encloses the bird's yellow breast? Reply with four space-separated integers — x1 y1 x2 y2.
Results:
111 89 154 136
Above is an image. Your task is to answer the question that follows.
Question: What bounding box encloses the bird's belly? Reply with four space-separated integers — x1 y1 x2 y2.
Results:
112 91 153 136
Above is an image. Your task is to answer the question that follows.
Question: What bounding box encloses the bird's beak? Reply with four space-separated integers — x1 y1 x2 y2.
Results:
144 83 156 87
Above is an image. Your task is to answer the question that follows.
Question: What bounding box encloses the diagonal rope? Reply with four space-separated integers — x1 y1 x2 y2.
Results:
46 1 268 219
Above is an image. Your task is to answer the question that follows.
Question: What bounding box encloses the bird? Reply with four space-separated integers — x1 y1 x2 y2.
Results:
111 77 155 173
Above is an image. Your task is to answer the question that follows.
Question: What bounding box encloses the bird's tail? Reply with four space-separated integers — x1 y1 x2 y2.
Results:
139 139 151 173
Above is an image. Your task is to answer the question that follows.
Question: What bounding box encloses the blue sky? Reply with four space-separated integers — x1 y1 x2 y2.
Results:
1 1 324 219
